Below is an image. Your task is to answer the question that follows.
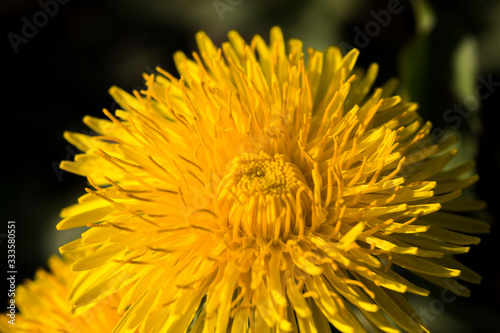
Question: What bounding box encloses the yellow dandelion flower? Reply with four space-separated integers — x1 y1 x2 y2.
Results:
0 255 122 333
57 27 489 332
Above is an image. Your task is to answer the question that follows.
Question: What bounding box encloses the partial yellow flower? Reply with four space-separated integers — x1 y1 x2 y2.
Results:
0 256 122 333
57 27 489 332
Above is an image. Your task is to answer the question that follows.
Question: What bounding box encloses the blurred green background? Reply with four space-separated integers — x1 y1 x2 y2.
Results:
2 0 499 331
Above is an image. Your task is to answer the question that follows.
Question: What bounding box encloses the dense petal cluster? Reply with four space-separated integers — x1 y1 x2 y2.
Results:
55 27 488 332
0 256 122 332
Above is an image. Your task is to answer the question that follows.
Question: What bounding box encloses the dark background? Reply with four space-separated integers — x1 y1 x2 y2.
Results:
2 0 499 332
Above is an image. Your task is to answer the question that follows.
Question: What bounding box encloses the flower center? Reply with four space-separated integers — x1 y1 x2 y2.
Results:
216 151 314 242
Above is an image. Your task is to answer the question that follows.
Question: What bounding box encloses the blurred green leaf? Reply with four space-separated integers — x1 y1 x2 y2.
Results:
452 36 479 103
412 0 436 36
398 0 435 105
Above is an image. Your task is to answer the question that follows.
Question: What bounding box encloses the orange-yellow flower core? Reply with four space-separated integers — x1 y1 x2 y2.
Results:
217 151 312 242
